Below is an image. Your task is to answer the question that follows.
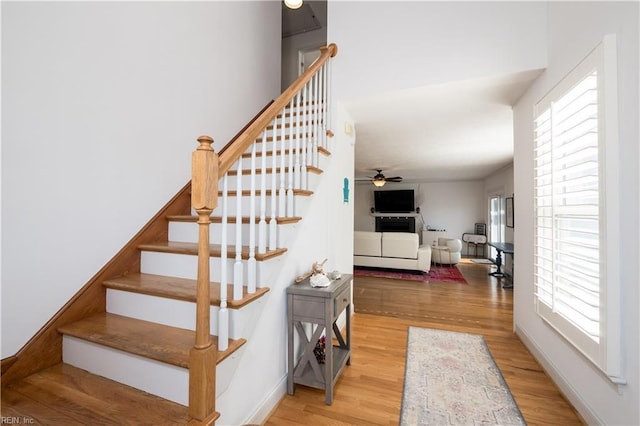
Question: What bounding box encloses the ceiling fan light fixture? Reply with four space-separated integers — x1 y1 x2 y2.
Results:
284 0 303 9
373 179 386 187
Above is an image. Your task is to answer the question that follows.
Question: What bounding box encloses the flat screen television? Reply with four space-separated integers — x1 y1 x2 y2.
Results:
374 189 415 213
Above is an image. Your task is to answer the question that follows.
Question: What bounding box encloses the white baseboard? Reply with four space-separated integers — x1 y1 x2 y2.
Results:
242 374 287 425
515 325 601 425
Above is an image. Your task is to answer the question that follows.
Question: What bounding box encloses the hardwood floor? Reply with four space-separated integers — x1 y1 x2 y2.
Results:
265 259 584 425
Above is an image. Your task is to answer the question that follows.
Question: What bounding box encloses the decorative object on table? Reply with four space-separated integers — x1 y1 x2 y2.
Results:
353 266 467 284
295 258 330 287
310 273 331 288
313 336 326 364
328 270 341 280
400 327 525 425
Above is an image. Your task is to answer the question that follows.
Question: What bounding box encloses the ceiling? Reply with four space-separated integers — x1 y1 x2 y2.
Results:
282 1 541 184
347 70 542 184
282 1 326 38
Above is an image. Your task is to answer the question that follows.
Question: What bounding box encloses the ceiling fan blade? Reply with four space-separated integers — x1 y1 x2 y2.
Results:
386 177 403 182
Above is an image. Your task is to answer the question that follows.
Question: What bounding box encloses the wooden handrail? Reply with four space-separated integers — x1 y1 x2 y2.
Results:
217 43 337 177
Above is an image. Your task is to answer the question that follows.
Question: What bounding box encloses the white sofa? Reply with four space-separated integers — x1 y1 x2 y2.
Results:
353 231 431 272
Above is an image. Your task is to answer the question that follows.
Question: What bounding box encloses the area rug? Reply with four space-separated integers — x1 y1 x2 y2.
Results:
400 327 525 425
354 266 467 284
471 258 494 264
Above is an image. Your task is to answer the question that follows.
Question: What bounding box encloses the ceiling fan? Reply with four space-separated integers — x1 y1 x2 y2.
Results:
357 169 403 187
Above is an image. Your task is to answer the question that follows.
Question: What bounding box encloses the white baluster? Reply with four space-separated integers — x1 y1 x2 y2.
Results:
301 81 309 191
313 70 320 168
258 128 267 254
234 158 243 301
269 115 278 250
294 91 301 191
287 99 294 217
278 107 286 218
218 175 229 351
248 142 257 294
322 62 329 149
327 58 333 142
318 64 325 155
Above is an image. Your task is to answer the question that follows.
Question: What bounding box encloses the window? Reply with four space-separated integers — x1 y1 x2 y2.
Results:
533 35 623 384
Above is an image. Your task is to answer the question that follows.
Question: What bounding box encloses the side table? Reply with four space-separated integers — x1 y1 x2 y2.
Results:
286 273 352 405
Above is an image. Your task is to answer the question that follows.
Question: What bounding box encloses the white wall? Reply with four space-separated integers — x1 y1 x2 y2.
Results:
513 2 639 424
354 180 485 245
1 1 282 357
328 1 547 100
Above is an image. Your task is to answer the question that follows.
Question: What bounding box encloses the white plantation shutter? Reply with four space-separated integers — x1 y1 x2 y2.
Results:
533 35 623 384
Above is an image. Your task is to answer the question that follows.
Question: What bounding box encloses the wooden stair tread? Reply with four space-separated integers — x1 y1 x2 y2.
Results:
2 363 202 425
217 189 313 197
58 313 245 368
137 241 287 261
166 215 302 225
226 165 323 176
103 273 269 309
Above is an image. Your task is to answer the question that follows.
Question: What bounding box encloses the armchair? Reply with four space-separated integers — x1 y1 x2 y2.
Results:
431 237 462 265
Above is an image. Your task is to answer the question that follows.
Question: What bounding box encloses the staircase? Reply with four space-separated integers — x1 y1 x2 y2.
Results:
1 44 338 425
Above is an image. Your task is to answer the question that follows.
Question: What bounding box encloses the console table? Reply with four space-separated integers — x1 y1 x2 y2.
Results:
488 242 514 289
287 273 352 405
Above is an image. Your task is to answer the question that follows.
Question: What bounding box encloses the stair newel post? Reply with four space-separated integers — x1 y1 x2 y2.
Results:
189 135 218 421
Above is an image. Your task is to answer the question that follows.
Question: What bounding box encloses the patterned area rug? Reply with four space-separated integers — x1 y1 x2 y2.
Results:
401 327 525 425
354 266 467 284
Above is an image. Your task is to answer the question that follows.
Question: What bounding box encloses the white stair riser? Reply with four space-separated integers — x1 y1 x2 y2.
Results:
107 289 221 335
63 336 245 404
168 221 298 247
140 251 281 284
63 336 189 405
106 289 264 340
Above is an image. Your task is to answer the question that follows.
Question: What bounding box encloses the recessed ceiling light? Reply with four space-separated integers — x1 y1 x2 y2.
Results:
284 0 303 10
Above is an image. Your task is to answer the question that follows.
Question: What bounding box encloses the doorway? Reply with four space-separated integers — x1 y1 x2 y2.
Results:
488 194 505 261
298 47 322 75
